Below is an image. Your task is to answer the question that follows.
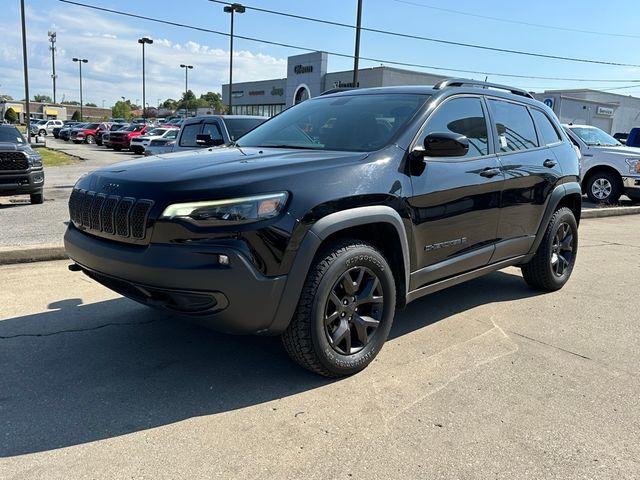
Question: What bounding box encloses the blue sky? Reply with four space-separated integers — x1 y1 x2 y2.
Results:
2 0 640 107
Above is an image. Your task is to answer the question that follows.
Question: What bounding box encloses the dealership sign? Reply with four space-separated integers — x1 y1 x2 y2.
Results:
597 106 614 116
294 64 313 74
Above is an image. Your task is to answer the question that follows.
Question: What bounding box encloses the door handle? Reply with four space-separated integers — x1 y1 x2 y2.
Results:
543 159 557 168
479 167 501 178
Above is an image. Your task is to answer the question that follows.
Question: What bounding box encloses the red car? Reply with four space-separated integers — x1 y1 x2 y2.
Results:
108 124 148 151
71 122 111 145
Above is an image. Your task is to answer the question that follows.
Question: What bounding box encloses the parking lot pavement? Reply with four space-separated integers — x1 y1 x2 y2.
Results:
1 215 639 479
0 138 141 247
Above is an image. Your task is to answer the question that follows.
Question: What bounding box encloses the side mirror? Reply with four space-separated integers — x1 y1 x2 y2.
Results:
196 133 224 147
418 132 469 157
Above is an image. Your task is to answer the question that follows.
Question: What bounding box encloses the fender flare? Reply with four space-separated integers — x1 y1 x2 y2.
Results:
527 182 582 255
267 206 411 334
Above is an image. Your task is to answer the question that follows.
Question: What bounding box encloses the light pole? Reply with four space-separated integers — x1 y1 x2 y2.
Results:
180 64 193 98
48 31 57 104
223 3 245 115
72 57 88 121
138 37 153 119
20 0 31 142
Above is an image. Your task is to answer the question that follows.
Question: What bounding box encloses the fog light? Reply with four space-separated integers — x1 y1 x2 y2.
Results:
33 175 44 183
219 254 229 265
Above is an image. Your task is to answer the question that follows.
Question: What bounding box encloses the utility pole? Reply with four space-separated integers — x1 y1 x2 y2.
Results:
20 0 31 143
352 0 363 88
48 31 57 103
224 3 245 114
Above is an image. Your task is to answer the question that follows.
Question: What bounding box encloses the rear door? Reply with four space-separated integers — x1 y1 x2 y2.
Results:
408 95 504 289
487 98 563 262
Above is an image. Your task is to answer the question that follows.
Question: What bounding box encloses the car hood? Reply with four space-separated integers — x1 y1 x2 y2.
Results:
587 145 640 158
77 146 370 198
0 141 32 152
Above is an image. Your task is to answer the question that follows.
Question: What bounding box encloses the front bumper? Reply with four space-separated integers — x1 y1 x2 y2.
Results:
0 168 45 196
64 225 288 334
623 176 640 196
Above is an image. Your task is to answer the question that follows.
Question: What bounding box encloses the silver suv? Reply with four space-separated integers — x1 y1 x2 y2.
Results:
30 119 64 137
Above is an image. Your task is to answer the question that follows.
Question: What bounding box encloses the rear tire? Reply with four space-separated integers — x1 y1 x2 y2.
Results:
30 193 44 204
282 240 396 377
585 170 621 204
521 207 578 291
38 129 46 136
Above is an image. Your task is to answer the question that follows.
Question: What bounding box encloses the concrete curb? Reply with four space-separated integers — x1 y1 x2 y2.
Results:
0 244 67 266
582 206 640 219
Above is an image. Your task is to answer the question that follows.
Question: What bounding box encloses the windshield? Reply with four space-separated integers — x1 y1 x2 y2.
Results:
236 93 428 152
0 126 26 144
224 118 266 141
163 129 178 139
569 126 621 146
147 128 167 136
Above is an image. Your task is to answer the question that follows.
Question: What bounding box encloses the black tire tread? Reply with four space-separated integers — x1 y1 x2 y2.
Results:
522 207 575 291
586 170 622 204
281 239 382 378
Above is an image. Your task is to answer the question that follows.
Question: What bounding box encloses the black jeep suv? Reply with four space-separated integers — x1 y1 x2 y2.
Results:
0 124 44 204
64 79 581 377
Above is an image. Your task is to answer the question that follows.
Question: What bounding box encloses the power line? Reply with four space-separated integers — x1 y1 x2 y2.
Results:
58 0 640 84
393 0 640 40
208 0 640 68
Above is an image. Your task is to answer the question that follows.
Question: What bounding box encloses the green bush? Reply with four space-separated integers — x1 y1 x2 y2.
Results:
4 108 17 124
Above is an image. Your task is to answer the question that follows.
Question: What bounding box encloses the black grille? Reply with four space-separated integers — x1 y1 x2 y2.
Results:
69 188 154 243
0 152 29 171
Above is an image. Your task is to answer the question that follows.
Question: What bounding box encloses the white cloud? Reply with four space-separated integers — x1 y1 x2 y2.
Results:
0 3 287 107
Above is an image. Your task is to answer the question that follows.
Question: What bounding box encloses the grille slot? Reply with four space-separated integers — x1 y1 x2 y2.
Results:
69 188 154 243
0 152 29 171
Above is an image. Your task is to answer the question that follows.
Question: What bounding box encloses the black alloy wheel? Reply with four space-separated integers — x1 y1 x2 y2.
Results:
323 266 384 355
550 222 574 277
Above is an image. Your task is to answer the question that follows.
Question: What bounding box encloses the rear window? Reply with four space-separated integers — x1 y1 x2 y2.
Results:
488 99 538 152
531 109 561 146
0 126 25 144
224 118 266 141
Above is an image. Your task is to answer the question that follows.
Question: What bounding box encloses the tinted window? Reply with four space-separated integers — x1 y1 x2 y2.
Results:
531 109 561 145
488 99 538 152
0 126 25 144
420 97 489 158
224 118 266 141
179 123 202 146
237 94 427 152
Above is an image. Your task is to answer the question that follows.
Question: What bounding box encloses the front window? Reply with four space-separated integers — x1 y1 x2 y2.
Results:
569 126 621 147
236 93 428 152
224 118 266 141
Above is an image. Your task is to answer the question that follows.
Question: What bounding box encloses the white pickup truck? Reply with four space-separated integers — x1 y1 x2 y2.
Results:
563 124 640 204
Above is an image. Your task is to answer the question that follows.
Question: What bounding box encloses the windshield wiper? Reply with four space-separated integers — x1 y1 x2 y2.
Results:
253 144 321 150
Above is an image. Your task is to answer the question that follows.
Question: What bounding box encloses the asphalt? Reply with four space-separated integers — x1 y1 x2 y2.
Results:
1 215 639 479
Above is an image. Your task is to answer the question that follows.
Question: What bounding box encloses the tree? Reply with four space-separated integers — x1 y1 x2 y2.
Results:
4 108 17 124
111 100 131 120
177 90 198 112
62 100 81 106
200 91 225 113
85 102 97 107
33 94 53 103
0 93 14 102
71 110 82 121
161 98 178 110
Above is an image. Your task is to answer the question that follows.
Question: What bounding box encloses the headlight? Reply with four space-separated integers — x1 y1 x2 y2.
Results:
160 192 288 226
28 153 42 167
626 158 640 174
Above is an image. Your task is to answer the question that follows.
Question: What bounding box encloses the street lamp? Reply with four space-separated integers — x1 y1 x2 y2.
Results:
180 64 193 97
223 3 245 115
72 57 88 121
138 36 153 119
48 31 57 104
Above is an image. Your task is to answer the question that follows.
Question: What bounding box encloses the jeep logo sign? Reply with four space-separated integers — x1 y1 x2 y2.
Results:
294 64 313 74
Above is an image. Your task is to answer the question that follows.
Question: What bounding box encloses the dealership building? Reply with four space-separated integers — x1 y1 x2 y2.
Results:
223 51 640 135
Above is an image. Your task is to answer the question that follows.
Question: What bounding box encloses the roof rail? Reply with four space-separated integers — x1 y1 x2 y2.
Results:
433 78 534 99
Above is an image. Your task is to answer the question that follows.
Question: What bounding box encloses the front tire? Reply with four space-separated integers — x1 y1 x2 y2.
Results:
521 207 578 291
38 129 46 136
585 171 621 204
85 134 95 144
30 192 44 204
282 240 396 377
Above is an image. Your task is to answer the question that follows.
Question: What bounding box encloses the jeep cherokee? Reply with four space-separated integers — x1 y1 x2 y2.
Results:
64 79 581 377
